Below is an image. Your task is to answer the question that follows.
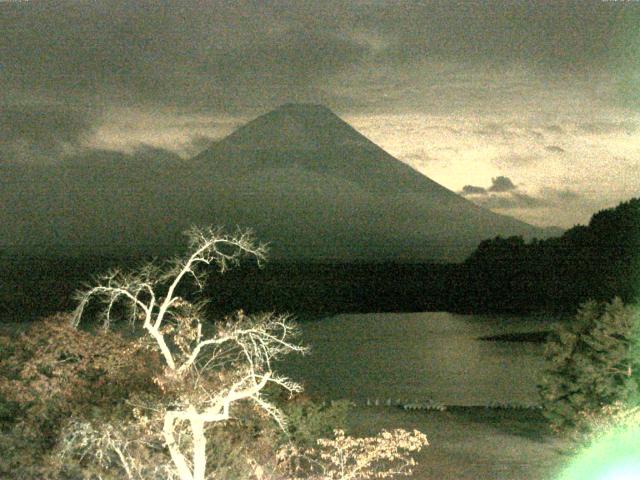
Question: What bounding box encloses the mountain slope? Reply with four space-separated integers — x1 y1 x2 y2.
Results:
1 104 558 261
193 103 458 195
187 103 550 261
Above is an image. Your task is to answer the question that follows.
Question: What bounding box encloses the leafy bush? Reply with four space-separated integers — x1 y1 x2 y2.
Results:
0 312 293 480
539 297 640 433
566 401 640 450
280 428 429 480
280 396 352 447
0 313 163 478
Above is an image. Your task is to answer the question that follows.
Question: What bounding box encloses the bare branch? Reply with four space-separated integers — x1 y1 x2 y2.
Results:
68 225 306 480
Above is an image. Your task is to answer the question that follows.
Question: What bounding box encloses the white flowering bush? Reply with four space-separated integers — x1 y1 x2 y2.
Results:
56 418 180 480
281 428 429 480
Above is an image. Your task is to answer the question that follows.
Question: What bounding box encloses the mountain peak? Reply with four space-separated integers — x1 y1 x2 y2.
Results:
215 103 372 151
195 103 459 195
3 102 553 261
273 102 334 115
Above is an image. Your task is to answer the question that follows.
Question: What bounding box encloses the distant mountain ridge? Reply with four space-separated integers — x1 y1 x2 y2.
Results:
1 103 561 261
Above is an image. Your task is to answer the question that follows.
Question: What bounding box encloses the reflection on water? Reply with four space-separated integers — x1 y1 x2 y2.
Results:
277 312 561 406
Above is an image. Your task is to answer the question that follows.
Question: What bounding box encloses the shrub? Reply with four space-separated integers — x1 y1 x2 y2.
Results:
280 428 429 480
0 313 163 478
569 401 640 449
539 297 640 433
279 396 353 448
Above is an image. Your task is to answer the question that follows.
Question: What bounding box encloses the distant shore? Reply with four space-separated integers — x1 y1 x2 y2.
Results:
478 330 552 343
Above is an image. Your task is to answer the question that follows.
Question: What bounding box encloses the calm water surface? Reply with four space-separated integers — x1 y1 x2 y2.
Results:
278 312 561 406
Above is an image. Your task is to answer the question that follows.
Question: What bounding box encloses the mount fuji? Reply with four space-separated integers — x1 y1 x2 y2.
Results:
1 104 557 261
185 103 552 261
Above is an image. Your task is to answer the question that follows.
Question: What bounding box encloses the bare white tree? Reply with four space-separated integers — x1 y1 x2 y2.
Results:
71 226 307 480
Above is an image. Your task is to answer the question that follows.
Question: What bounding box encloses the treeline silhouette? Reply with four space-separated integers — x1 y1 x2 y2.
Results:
452 198 640 313
188 197 640 314
0 256 459 319
1 198 637 320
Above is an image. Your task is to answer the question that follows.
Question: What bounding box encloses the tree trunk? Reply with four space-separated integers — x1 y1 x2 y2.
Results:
191 417 207 480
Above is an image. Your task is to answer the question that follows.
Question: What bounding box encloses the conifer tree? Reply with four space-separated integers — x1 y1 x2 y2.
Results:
539 297 640 432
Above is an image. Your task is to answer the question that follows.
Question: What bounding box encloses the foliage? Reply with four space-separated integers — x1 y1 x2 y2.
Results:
53 394 290 480
539 298 640 433
0 313 162 478
458 197 640 312
280 428 429 480
70 226 310 480
554 401 640 480
569 401 640 449
279 396 353 448
2 226 429 480
0 314 430 480
55 417 176 480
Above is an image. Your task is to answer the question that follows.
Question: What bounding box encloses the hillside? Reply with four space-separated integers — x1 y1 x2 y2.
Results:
454 198 640 312
186 103 552 261
1 104 556 261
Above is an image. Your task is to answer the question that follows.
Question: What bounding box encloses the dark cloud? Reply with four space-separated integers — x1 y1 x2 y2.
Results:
542 125 565 134
474 192 546 209
542 188 581 201
461 185 487 195
0 1 369 113
460 172 582 210
545 145 565 153
461 176 518 196
364 0 637 69
473 122 516 138
0 102 190 165
0 104 95 163
461 176 539 208
0 105 93 145
460 179 544 209
578 121 638 135
472 123 540 140
201 28 367 82
460 178 583 210
399 152 445 168
488 176 516 193
1 0 635 114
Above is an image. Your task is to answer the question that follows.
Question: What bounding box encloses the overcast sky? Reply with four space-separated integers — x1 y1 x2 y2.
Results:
2 0 639 228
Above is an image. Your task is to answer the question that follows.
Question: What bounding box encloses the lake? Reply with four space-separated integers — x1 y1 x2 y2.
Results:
277 312 562 406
